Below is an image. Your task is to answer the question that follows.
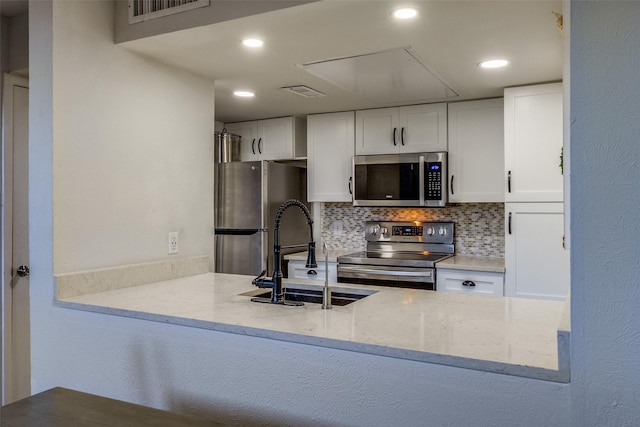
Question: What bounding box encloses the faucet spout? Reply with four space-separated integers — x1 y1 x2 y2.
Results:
251 199 316 305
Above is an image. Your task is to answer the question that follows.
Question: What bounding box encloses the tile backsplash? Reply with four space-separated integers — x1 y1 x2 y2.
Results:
320 202 504 257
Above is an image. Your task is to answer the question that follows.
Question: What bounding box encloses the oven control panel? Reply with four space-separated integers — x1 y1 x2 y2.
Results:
365 221 454 244
391 225 423 236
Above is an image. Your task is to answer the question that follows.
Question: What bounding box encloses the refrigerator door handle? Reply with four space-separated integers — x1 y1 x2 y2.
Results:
214 228 261 235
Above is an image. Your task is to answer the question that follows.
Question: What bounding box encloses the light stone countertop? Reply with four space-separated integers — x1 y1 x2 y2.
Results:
436 255 505 273
56 271 569 383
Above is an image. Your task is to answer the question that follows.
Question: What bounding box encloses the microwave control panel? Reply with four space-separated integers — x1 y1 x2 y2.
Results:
425 162 443 200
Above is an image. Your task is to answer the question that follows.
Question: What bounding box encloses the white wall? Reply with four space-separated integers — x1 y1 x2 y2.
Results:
569 1 640 425
51 1 215 273
27 1 640 426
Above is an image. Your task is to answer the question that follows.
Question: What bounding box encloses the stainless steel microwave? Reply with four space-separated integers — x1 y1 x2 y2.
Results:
352 152 448 207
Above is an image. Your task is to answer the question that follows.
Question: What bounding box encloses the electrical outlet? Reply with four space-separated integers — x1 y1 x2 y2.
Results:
332 221 343 236
168 232 179 255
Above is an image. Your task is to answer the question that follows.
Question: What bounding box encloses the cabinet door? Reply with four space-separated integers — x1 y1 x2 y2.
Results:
307 111 355 202
258 117 294 160
224 121 258 161
505 202 569 300
448 99 504 202
355 108 399 155
398 103 447 153
504 83 564 202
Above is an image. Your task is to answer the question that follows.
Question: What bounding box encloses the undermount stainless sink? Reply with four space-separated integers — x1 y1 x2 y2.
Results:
241 284 376 306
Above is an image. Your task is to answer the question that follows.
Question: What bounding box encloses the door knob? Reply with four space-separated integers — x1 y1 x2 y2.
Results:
16 265 30 277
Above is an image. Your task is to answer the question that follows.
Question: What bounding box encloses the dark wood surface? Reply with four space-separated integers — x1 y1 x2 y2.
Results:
1 387 227 426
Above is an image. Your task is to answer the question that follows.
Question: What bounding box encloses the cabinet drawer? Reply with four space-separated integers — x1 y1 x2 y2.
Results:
436 269 504 296
288 261 337 282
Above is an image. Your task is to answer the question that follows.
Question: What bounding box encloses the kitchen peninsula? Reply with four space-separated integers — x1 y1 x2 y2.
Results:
55 257 569 383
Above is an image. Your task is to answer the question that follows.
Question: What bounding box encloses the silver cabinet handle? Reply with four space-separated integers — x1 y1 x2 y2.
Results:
507 170 512 193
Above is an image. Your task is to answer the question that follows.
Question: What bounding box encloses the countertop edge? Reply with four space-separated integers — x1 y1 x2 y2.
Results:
54 297 569 384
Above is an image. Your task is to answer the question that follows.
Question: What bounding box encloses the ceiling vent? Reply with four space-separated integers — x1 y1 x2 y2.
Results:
299 47 458 104
129 0 210 24
281 85 326 98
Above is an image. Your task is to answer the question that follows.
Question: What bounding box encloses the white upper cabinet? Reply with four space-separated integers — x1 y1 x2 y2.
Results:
224 121 258 161
225 116 306 161
447 98 504 203
307 111 355 202
355 103 447 155
504 83 564 202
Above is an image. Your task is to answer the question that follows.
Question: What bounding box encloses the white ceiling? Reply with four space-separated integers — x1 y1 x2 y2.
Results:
121 1 564 124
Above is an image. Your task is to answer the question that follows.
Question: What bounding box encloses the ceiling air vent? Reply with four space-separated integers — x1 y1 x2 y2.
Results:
129 0 210 24
281 85 326 98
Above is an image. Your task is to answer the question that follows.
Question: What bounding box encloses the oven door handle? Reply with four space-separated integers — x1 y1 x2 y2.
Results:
338 266 432 278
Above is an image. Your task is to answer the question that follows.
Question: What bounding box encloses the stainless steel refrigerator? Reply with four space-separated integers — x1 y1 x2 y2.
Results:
214 161 310 276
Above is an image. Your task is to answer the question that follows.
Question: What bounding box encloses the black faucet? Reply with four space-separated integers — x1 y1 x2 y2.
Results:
252 199 317 305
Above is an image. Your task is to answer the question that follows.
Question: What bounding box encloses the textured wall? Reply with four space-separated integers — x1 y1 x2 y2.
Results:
321 202 504 257
569 1 640 425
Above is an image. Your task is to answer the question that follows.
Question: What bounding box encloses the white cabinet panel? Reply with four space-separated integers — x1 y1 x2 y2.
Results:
355 108 399 155
504 83 564 202
224 121 258 161
307 111 354 202
355 104 446 155
448 99 504 202
225 117 306 161
436 269 504 296
288 260 337 283
505 202 569 300
400 103 447 153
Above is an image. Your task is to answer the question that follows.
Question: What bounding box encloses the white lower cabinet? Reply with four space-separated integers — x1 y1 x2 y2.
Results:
505 202 569 300
436 269 504 296
287 260 337 283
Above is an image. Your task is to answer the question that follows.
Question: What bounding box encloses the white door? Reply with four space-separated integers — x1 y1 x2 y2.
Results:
257 117 293 160
504 83 564 202
225 121 258 161
447 99 504 202
2 74 30 403
307 111 354 202
355 108 399 155
399 103 448 153
504 202 569 300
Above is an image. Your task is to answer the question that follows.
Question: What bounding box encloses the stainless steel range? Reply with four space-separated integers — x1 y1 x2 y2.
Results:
337 221 454 290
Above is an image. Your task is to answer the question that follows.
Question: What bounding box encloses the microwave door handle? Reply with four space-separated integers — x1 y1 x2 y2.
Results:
419 155 425 206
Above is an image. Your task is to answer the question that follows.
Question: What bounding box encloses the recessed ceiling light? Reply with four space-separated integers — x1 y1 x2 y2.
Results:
393 8 418 19
479 59 510 69
242 39 264 48
233 91 255 97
